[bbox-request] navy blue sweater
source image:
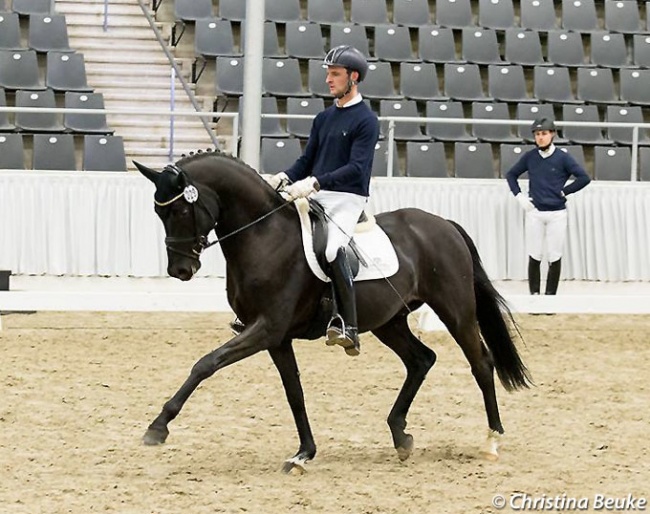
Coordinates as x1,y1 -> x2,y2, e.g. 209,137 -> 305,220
285,101 -> 379,197
506,148 -> 591,211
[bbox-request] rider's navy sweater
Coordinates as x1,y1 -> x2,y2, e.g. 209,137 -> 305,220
285,101 -> 379,197
506,148 -> 591,211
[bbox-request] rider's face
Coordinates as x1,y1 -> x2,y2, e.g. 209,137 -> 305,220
534,130 -> 554,148
326,65 -> 356,99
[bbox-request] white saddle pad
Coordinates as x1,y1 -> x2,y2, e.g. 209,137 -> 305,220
294,198 -> 399,283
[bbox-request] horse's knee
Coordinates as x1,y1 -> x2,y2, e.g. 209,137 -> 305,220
190,354 -> 217,381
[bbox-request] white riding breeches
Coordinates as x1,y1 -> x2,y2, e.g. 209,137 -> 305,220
525,209 -> 568,262
312,190 -> 367,262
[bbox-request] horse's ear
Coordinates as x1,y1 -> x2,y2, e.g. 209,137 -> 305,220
133,161 -> 160,184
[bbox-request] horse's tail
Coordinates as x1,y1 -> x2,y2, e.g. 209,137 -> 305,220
448,220 -> 533,391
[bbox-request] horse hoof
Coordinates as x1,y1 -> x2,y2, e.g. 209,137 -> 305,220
396,434 -> 414,461
480,429 -> 501,461
281,456 -> 308,474
480,450 -> 499,462
143,426 -> 169,446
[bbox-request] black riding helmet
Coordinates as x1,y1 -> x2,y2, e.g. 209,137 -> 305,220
324,45 -> 369,83
531,117 -> 556,133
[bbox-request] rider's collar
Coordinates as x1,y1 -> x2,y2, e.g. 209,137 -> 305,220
335,93 -> 363,108
537,143 -> 556,159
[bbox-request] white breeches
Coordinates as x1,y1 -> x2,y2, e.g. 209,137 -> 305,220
525,209 -> 568,262
312,190 -> 367,262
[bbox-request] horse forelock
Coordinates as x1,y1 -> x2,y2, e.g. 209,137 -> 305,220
153,165 -> 186,204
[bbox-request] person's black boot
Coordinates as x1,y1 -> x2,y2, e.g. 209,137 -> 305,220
545,259 -> 562,295
326,247 -> 360,356
528,257 -> 541,295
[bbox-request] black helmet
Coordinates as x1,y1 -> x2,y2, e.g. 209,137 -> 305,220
531,117 -> 556,133
324,45 -> 369,82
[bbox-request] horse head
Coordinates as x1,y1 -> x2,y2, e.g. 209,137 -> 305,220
135,160 -> 220,281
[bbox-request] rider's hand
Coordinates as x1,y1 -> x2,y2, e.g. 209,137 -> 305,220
515,193 -> 535,213
262,172 -> 289,191
284,177 -> 319,200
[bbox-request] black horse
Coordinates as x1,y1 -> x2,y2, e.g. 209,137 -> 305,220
134,150 -> 531,472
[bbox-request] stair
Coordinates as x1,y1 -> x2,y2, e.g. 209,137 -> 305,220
56,0 -> 227,171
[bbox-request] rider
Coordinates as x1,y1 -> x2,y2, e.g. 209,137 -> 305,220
264,45 -> 380,356
506,118 -> 591,296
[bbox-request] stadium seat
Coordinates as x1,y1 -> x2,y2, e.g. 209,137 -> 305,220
620,68 -> 650,106
307,0 -> 345,24
576,67 -> 621,104
604,0 -> 644,34
461,27 -> 503,65
561,104 -> 610,145
15,89 -> 65,132
399,62 -> 446,102
361,61 -> 401,100
350,0 -> 389,26
371,140 -> 400,177
471,102 -> 519,143
260,138 -> 302,174
286,97 -> 324,138
444,63 -> 489,102
379,100 -> 429,141
0,49 -> 44,90
418,26 -> 460,63
405,141 -> 448,178
32,134 -> 76,170
194,19 -> 239,59
0,88 -> 14,131
0,11 -> 21,50
504,28 -> 545,66
374,24 -> 414,62
632,35 -> 650,67
488,64 -> 532,103
590,32 -> 628,68
478,0 -> 515,30
12,0 -> 52,16
45,51 -> 93,92
605,105 -> 650,145
307,58 -> 329,97
241,21 -> 284,58
82,135 -> 127,172
546,30 -> 587,67
557,145 -> 587,170
64,92 -> 113,134
215,57 -> 247,97
174,0 -> 212,22
239,96 -> 288,138
639,147 -> 650,181
265,0 -> 301,23
499,143 -> 534,177
454,143 -> 496,178
263,58 -> 308,97
561,0 -> 599,32
285,21 -> 325,60
218,0 -> 246,22
329,23 -> 370,58
425,101 -> 475,142
593,146 -> 632,180
533,66 -> 579,104
392,0 -> 431,27
0,134 -> 24,169
515,103 -> 557,142
436,0 -> 473,29
520,0 -> 558,31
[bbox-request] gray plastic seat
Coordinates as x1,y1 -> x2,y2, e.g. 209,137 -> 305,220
64,92 -> 113,134
520,0 -> 558,31
462,27 -> 502,65
561,104 -> 610,145
488,64 -> 532,103
533,66 -> 578,104
15,88 -> 65,132
515,103 -> 557,142
399,62 -> 446,101
0,49 -> 44,90
285,21 -> 325,60
12,0 -> 52,16
371,140 -> 400,177
265,0 -> 301,23
350,0 -> 389,26
392,0 -> 431,27
561,0 -> 598,32
260,138 -> 302,174
194,18 -> 239,58
218,0 -> 246,22
307,0 -> 345,24
436,0 -> 473,28
639,147 -> 650,181
605,0 -> 643,34
504,28 -> 545,66
576,67 -> 621,104
46,51 -> 93,92
620,68 -> 650,106
478,0 -> 515,30
215,57 -> 247,97
499,143 -> 534,177
379,99 -> 428,141
0,87 -> 14,131
307,59 -> 329,97
454,143 -> 496,178
362,61 -> 401,100
557,145 -> 586,169
594,146 -> 631,181
0,11 -> 21,50
241,21 -> 284,57
239,96 -> 288,138
374,24 -> 415,62
329,23 -> 370,58
0,134 -> 24,168
471,102 -> 519,143
444,63 -> 489,102
418,25 -> 460,63
632,34 -> 650,67
425,101 -> 475,142
287,97 -> 324,138
262,58 -> 308,97
605,105 -> 650,145
174,0 -> 212,21
406,141 -> 447,178
33,134 -> 76,170
590,32 -> 628,68
546,30 -> 587,67
83,135 -> 127,172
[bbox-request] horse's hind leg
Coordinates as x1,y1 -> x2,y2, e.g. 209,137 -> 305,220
371,315 -> 436,462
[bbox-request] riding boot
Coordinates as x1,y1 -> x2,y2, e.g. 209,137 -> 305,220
545,259 -> 562,295
326,247 -> 360,357
528,257 -> 541,295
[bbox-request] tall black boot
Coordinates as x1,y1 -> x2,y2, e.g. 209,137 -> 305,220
545,259 -> 562,295
528,257 -> 541,295
326,247 -> 360,357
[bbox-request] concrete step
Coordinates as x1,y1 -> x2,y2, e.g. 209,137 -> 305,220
88,76 -> 194,89
67,39 -> 163,52
108,116 -> 207,128
79,50 -> 171,65
56,2 -> 145,16
67,23 -> 168,40
63,13 -> 156,28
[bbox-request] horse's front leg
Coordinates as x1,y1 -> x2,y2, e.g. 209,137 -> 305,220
267,341 -> 317,474
143,321 -> 276,446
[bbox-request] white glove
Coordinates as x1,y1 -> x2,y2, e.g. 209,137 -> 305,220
284,177 -> 319,200
262,172 -> 289,190
515,193 -> 535,213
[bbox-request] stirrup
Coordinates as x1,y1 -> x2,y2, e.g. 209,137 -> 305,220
326,315 -> 360,356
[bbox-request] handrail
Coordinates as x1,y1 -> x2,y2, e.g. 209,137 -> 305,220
136,0 -> 220,149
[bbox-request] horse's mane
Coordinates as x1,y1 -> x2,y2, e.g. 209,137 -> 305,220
176,148 -> 259,176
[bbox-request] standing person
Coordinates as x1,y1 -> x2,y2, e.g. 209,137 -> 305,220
263,45 -> 380,356
506,118 -> 591,296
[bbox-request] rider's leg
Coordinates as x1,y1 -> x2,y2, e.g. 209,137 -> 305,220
326,247 -> 360,356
